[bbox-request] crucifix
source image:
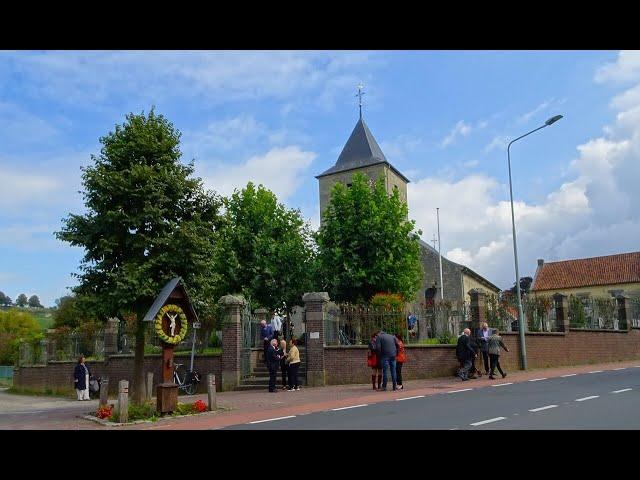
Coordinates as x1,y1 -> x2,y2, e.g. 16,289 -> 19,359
356,83 -> 365,119
431,234 -> 438,250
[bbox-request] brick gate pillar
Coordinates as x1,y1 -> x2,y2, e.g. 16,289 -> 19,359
468,288 -> 487,332
553,293 -> 570,332
302,292 -> 329,387
104,317 -> 120,355
616,295 -> 632,330
219,294 -> 246,391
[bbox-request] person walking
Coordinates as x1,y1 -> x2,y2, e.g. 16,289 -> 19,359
278,339 -> 288,390
395,333 -> 406,390
286,338 -> 301,390
266,338 -> 281,392
375,330 -> 399,391
455,328 -> 477,381
73,355 -> 91,401
368,332 -> 381,390
476,322 -> 491,375
260,320 -> 274,364
468,334 -> 481,379
488,329 -> 509,379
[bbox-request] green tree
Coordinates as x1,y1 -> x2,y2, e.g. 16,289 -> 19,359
56,109 -> 223,404
53,295 -> 96,329
0,309 -> 42,364
15,294 -> 28,307
27,295 -> 43,308
316,173 -> 423,303
0,291 -> 8,306
216,182 -> 316,311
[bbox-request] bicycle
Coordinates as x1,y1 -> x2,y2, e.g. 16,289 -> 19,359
172,363 -> 201,395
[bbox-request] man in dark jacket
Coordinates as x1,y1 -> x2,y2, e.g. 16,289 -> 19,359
475,322 -> 491,375
375,330 -> 399,391
266,338 -> 281,392
455,328 -> 477,381
260,320 -> 274,364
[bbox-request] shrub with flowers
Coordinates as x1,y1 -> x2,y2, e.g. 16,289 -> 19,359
370,292 -> 404,310
96,404 -> 114,419
192,400 -> 207,413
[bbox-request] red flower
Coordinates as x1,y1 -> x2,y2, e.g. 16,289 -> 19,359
96,405 -> 113,419
192,400 -> 207,413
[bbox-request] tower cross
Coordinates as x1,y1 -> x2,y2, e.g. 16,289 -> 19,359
431,234 -> 438,249
356,83 -> 365,119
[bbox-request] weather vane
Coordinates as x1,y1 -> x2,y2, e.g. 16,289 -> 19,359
356,83 -> 365,119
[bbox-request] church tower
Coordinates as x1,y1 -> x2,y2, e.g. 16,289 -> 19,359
316,117 -> 409,225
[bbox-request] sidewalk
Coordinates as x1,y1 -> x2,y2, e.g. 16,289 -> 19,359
124,358 -> 640,430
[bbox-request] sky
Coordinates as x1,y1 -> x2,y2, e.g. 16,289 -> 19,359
1,50 -> 640,307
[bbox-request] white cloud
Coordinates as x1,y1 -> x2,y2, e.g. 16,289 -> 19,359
201,146 -> 316,202
0,224 -> 63,251
441,120 -> 472,148
595,50 -> 640,84
518,99 -> 552,124
484,135 -> 509,153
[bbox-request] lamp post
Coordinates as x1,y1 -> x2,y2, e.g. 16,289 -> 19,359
507,114 -> 563,370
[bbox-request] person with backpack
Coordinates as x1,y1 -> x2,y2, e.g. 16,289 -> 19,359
395,333 -> 406,390
368,332 -> 381,390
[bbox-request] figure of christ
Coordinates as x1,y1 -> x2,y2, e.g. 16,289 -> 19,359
167,313 -> 177,336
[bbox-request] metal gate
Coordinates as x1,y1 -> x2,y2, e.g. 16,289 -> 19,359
240,302 -> 255,378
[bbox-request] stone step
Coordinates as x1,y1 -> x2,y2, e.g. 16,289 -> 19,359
235,384 -> 308,391
241,375 -> 307,385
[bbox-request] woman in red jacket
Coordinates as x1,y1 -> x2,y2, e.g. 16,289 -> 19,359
368,332 -> 381,390
395,333 -> 406,390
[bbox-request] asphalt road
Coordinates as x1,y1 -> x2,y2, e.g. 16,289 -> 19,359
226,366 -> 640,429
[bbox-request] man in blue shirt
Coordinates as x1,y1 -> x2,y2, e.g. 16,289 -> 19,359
260,320 -> 274,364
407,313 -> 417,339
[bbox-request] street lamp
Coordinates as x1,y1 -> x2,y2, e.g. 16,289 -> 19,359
507,114 -> 563,370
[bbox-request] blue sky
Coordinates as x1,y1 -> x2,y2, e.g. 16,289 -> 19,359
2,50 -> 640,306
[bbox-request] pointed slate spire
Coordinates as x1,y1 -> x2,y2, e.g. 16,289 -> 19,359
317,118 -> 408,182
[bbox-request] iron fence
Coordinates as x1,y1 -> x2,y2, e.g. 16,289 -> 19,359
631,297 -> 640,328
324,301 -> 470,346
568,296 -> 620,330
484,295 -> 562,333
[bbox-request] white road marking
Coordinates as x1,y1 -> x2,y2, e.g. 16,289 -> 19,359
588,370 -> 603,374
448,388 -> 473,393
249,415 -> 296,424
561,373 -> 577,377
575,395 -> 599,402
528,378 -> 547,382
613,367 -> 626,371
470,417 -> 506,426
612,388 -> 632,394
396,395 -> 425,401
331,404 -> 368,411
529,404 -> 558,412
491,382 -> 513,387
634,365 -> 640,368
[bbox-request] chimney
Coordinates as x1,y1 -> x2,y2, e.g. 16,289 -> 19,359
537,259 -> 544,267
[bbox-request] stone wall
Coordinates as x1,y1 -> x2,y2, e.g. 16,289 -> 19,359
13,353 -> 221,396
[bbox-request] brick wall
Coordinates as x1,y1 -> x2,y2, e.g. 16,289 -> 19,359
324,328 -> 640,385
13,353 -> 221,396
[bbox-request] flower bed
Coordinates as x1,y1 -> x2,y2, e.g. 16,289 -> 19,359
89,399 -> 216,425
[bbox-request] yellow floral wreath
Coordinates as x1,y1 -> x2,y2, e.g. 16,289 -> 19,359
154,304 -> 188,345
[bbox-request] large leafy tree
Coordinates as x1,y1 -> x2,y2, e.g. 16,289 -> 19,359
0,309 -> 42,364
15,294 -> 28,307
316,173 -> 423,303
0,291 -> 10,306
216,182 -> 316,311
56,109 -> 223,403
27,295 -> 43,308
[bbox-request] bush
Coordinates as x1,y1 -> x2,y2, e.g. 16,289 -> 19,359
96,404 -> 113,419
0,309 -> 43,364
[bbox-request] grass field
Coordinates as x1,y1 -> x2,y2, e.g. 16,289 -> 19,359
0,306 -> 55,330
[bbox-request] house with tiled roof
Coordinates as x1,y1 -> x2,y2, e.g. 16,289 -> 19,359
531,251 -> 640,298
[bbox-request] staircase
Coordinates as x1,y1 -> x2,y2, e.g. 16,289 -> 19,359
237,346 -> 307,391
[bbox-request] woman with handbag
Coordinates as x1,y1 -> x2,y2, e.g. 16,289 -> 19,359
73,355 -> 91,401
395,333 -> 406,390
368,332 -> 381,390
286,339 -> 301,390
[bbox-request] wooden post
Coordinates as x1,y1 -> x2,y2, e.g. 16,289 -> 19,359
99,376 -> 109,407
118,380 -> 129,423
162,344 -> 174,382
207,374 -> 217,411
145,372 -> 154,401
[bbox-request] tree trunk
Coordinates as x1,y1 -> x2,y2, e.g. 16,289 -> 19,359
132,305 -> 147,405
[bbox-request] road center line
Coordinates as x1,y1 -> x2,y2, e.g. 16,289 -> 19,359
588,370 -> 603,374
561,373 -> 577,377
529,404 -> 558,412
331,404 -> 368,411
396,395 -> 425,401
575,395 -> 599,402
249,415 -> 296,424
470,417 -> 506,426
613,367 -> 626,371
491,382 -> 513,387
612,388 -> 632,394
528,378 -> 547,382
448,388 -> 473,393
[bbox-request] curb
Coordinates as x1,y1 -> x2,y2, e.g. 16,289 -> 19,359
79,407 -> 231,427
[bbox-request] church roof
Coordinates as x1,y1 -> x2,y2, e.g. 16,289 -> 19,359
316,118 -> 410,182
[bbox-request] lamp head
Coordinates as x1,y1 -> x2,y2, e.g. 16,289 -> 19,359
545,114 -> 563,126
